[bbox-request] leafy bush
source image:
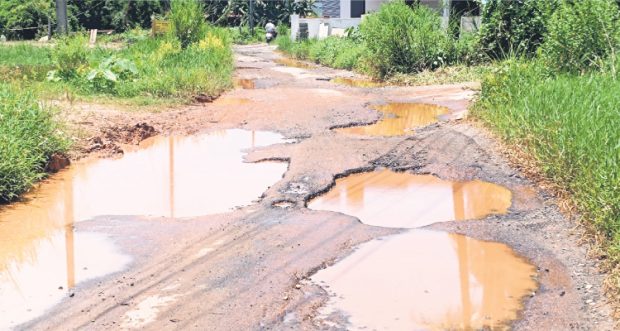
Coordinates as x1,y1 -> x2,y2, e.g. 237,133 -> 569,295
169,0 -> 209,48
358,1 -> 462,78
86,56 -> 138,91
50,34 -> 89,78
475,59 -> 620,271
540,0 -> 620,73
0,84 -> 69,202
479,0 -> 556,58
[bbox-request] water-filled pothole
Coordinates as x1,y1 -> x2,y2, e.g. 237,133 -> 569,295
337,103 -> 450,136
331,77 -> 384,88
308,169 -> 512,228
234,78 -> 255,89
0,129 -> 287,327
275,58 -> 314,69
312,229 -> 537,330
213,97 -> 252,106
0,230 -> 130,329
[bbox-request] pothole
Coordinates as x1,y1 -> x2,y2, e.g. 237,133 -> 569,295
331,77 -> 385,88
0,129 -> 288,327
213,97 -> 252,106
273,200 -> 296,209
275,58 -> 314,69
337,103 -> 450,136
234,78 -> 255,89
0,231 -> 131,330
312,229 -> 537,330
308,169 -> 511,228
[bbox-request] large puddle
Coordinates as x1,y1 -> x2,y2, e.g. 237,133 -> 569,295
0,129 -> 287,329
337,103 -> 450,136
312,230 -> 537,330
308,169 -> 512,228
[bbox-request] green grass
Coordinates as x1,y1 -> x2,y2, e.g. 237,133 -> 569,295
474,59 -> 620,286
0,29 -> 234,104
0,83 -> 69,202
276,36 -> 365,71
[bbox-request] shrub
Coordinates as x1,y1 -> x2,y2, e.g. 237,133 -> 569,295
0,84 -> 69,202
479,0 -> 557,58
358,1 -> 455,78
540,0 -> 620,73
50,34 -> 89,78
169,0 -> 208,48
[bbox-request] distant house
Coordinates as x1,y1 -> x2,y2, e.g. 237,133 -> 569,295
290,0 -> 480,40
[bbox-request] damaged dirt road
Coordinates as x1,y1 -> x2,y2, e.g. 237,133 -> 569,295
1,44 -> 615,330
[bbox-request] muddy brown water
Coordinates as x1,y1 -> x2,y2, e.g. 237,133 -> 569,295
308,169 -> 535,329
274,58 -> 314,69
308,169 -> 512,228
312,229 -> 537,330
234,78 -> 255,89
331,77 -> 385,88
337,103 -> 450,136
0,129 -> 287,330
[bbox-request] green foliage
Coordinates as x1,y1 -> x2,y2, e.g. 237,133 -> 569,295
170,0 -> 209,48
540,0 -> 620,73
208,0 -> 315,27
86,56 -> 138,91
479,0 -> 556,58
0,0 -> 54,39
475,59 -> 620,265
50,34 -> 89,78
70,0 -> 168,31
359,1 -> 471,78
0,83 -> 69,202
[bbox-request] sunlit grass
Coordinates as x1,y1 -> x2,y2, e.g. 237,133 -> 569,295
474,59 -> 620,279
0,84 -> 69,202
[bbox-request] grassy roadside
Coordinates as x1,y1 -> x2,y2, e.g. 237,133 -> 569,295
0,84 -> 70,202
473,60 -> 620,304
0,29 -> 233,106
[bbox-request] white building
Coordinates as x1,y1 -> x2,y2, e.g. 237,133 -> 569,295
290,0 -> 480,40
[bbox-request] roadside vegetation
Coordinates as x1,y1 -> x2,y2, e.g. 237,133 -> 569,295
0,84 -> 69,202
279,0 -> 620,306
474,0 -> 620,299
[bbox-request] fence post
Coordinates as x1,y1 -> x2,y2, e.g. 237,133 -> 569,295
55,0 -> 68,34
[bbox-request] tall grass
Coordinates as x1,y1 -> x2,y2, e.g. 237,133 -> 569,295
0,84 -> 69,202
474,60 -> 620,268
